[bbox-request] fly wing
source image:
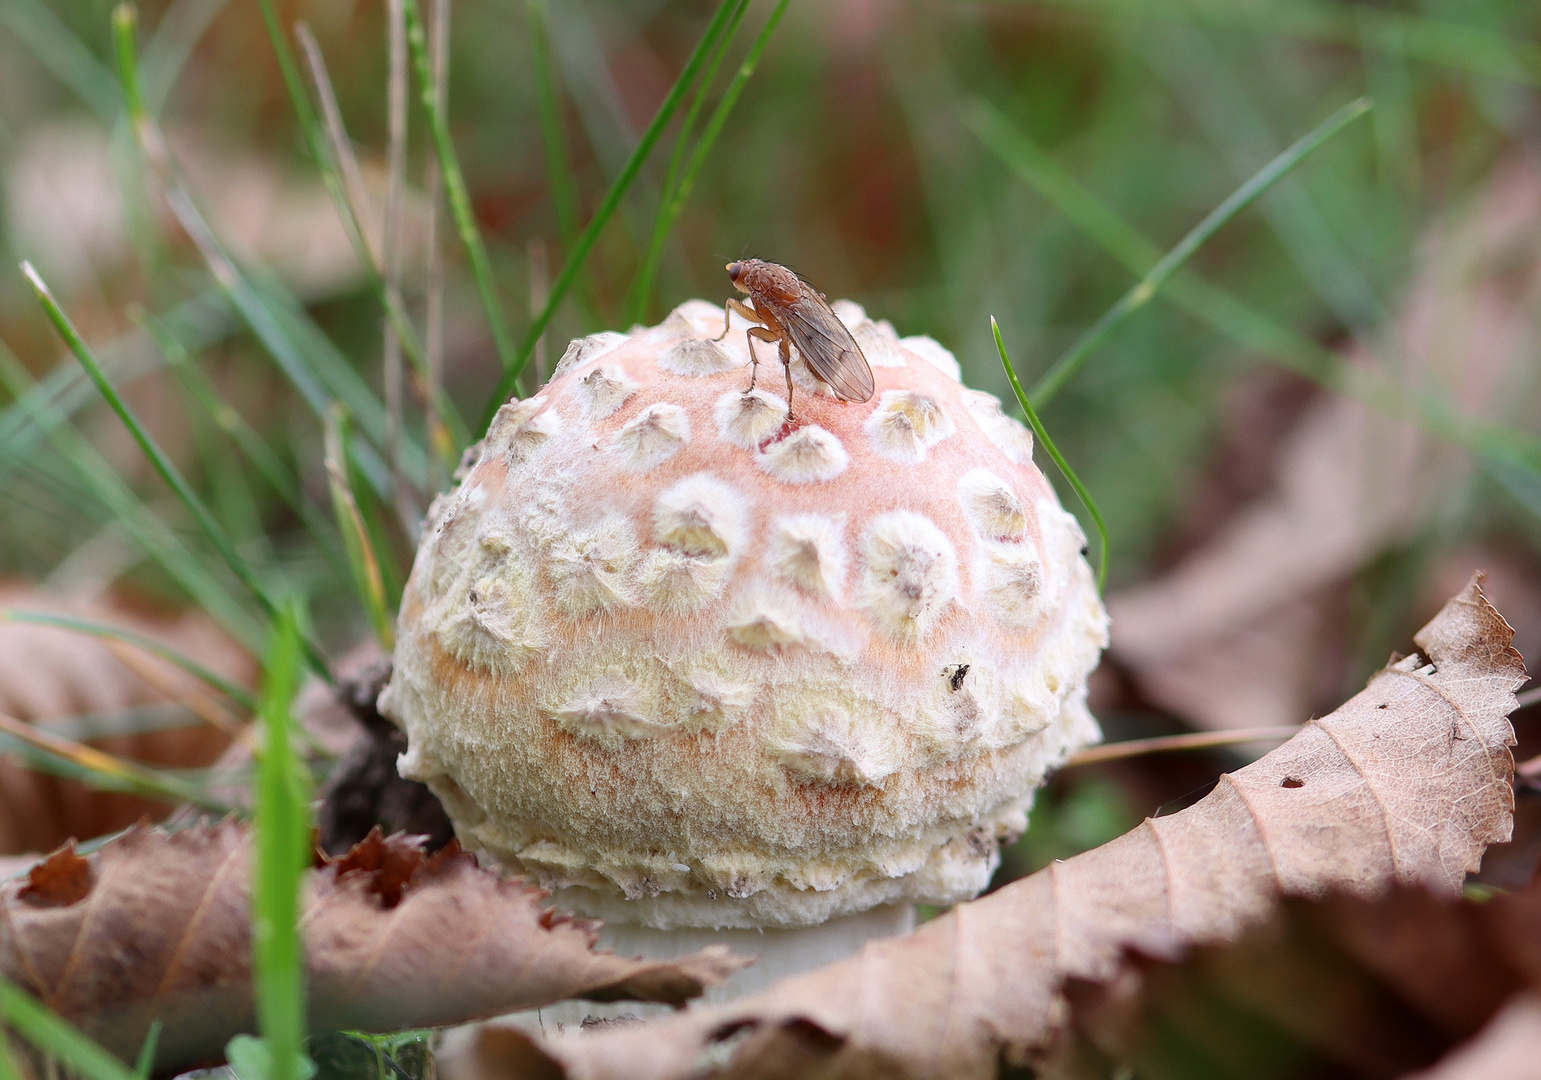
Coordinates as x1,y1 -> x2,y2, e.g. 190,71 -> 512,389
777,292 -> 876,403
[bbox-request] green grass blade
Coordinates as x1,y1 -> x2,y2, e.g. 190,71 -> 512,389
966,98 -> 1155,271
966,97 -> 1541,491
140,0 -> 229,113
293,21 -> 471,452
325,407 -> 396,652
0,289 -> 237,492
254,606 -> 313,1080
244,271 -> 411,493
1025,97 -> 1372,407
133,1020 -> 162,1080
0,346 -> 266,652
118,4 -> 451,474
23,263 -> 332,682
125,7 -> 426,493
114,5 -> 147,119
0,1024 -> 21,1080
135,308 -> 347,572
527,0 -> 582,265
646,0 -> 793,307
0,709 -> 233,813
479,0 -> 751,430
991,318 -> 1108,590
0,609 -> 256,710
521,0 -> 601,334
402,0 -> 519,381
0,975 -> 138,1080
0,0 -> 119,119
624,0 -> 752,325
1021,0 -> 1541,88
37,703 -> 210,742
1151,30 -> 1384,334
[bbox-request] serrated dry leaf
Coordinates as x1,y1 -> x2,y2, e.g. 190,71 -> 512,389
0,823 -> 746,1072
0,583 -> 255,853
1053,858 -> 1541,1078
440,575 -> 1524,1080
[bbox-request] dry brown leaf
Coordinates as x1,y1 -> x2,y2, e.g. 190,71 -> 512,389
0,583 -> 255,853
1108,158 -> 1541,732
0,823 -> 746,1072
440,575 -> 1524,1080
1052,855 -> 1541,1078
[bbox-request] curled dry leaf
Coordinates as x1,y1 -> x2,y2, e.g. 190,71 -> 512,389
440,575 -> 1524,1080
1054,868 -> 1541,1078
0,824 -> 746,1072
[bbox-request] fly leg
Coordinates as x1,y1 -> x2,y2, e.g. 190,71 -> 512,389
746,326 -> 780,394
714,297 -> 761,342
780,334 -> 795,419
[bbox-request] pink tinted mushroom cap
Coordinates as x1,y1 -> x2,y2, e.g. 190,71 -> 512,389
380,299 -> 1109,930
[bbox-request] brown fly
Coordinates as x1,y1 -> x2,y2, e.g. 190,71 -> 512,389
714,258 -> 875,415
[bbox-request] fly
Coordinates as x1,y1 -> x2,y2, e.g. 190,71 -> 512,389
714,259 -> 875,416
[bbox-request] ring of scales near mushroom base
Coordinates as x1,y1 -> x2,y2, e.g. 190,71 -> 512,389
380,299 -> 1109,934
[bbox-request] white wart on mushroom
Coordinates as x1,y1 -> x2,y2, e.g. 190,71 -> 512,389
381,299 -> 1108,931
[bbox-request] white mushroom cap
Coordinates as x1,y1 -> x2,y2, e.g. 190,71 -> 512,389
380,300 -> 1108,930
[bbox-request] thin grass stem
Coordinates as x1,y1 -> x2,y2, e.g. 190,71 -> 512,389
293,20 -> 470,452
1065,726 -> 1300,767
422,0 -> 453,488
384,0 -> 417,535
402,0 -> 519,382
992,317 -> 1109,590
480,0 -> 749,430
295,22 -> 382,266
1027,97 -> 1372,407
325,406 -> 396,652
101,639 -> 247,737
529,238 -> 549,386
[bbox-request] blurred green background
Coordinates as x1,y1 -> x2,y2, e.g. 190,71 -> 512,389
2,0 -> 1540,876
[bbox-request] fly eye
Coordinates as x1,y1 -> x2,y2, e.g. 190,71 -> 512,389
726,261 -> 742,280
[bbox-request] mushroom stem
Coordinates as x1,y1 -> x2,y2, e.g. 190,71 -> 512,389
523,903 -> 916,1030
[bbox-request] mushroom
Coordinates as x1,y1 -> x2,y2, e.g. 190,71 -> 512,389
379,299 -> 1109,1002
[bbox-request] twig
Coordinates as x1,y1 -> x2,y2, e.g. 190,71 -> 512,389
1065,726 -> 1301,767
422,0 -> 451,491
295,22 -> 381,266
